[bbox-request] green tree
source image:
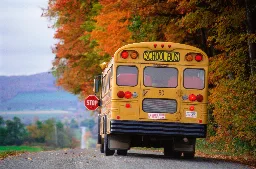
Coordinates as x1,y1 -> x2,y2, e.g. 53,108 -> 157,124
70,119 -> 79,128
5,117 -> 27,145
0,116 -> 7,145
80,119 -> 95,130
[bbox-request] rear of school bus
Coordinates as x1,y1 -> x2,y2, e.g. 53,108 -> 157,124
100,42 -> 208,158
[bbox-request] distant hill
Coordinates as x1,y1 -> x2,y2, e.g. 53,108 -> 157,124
0,72 -> 58,102
0,72 -> 82,112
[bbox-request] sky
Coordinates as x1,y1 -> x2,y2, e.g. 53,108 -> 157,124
0,0 -> 56,76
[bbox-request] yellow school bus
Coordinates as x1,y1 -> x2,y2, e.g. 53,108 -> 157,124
94,42 -> 208,158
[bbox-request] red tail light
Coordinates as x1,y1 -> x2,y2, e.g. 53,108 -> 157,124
117,91 -> 125,98
189,94 -> 196,101
195,54 -> 203,62
124,91 -> 132,99
121,51 -> 129,59
196,94 -> 203,102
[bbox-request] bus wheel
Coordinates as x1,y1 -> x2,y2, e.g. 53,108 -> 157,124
163,147 -> 172,157
164,146 -> 181,158
172,151 -> 182,158
100,138 -> 104,153
117,150 -> 127,156
183,152 -> 195,159
104,134 -> 115,156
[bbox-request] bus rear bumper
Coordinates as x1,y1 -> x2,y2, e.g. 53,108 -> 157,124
110,120 -> 207,138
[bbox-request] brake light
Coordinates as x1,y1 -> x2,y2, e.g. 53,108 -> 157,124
117,91 -> 125,98
195,54 -> 203,62
196,94 -> 203,102
131,51 -> 138,59
121,51 -> 129,59
124,91 -> 132,99
189,94 -> 196,101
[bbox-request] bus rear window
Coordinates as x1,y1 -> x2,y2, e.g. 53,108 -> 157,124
144,67 -> 178,88
184,69 -> 205,89
117,66 -> 138,86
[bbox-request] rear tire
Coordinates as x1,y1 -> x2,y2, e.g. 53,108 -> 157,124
164,145 -> 181,158
183,152 -> 195,159
172,151 -> 182,158
104,134 -> 115,156
117,150 -> 127,156
100,138 -> 104,153
163,146 -> 172,157
97,115 -> 101,144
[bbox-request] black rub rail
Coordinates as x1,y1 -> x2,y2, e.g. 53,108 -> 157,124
110,120 -> 207,138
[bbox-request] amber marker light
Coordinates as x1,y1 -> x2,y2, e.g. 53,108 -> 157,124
185,54 -> 193,61
131,51 -> 138,59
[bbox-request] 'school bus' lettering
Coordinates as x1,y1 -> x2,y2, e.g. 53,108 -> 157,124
95,42 -> 209,158
143,51 -> 180,62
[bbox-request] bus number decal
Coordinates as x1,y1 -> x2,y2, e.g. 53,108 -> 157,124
143,51 -> 180,62
143,89 -> 149,96
159,90 -> 164,96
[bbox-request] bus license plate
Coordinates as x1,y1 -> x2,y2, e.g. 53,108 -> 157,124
148,113 -> 166,119
186,111 -> 197,118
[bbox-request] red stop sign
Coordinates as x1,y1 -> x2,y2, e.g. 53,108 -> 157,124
84,95 -> 99,111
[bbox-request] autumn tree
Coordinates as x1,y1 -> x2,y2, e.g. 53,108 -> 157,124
45,0 -> 256,154
91,0 -> 133,56
44,0 -> 107,98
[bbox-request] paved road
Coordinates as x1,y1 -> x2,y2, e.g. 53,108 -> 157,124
0,148 -> 252,169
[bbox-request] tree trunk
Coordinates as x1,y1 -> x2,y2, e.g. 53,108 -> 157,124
245,0 -> 256,75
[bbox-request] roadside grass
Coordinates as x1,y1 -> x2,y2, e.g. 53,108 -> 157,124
196,139 -> 256,168
0,146 -> 43,159
133,139 -> 255,167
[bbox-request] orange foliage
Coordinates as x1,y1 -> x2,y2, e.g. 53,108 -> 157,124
91,0 -> 132,56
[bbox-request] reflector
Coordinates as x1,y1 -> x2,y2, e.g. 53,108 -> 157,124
125,103 -> 131,108
189,106 -> 195,111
